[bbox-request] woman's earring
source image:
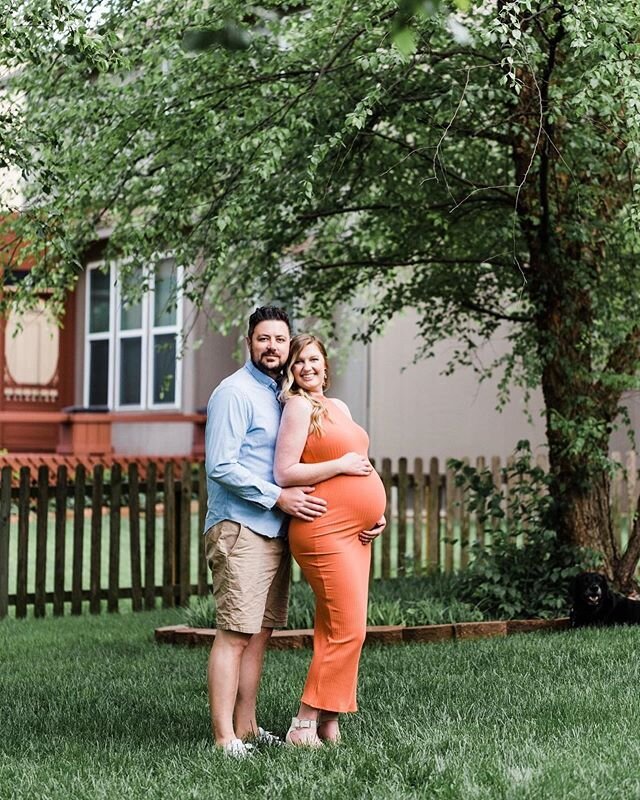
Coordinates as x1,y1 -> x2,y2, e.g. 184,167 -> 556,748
323,370 -> 328,388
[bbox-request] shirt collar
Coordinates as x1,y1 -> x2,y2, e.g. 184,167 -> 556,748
244,360 -> 279,392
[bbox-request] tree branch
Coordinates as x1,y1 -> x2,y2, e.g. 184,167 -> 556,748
306,254 -> 514,270
459,298 -> 534,324
297,204 -> 397,220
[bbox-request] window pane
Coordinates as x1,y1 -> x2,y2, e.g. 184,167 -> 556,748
154,259 -> 177,327
120,267 -> 143,330
89,340 -> 109,406
119,338 -> 142,405
153,333 -> 176,404
121,301 -> 142,331
89,270 -> 111,333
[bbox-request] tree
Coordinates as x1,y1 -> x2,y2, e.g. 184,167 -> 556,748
0,0 -> 119,291
4,0 -> 640,586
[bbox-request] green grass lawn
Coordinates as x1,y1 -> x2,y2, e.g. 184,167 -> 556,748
3,610 -> 640,799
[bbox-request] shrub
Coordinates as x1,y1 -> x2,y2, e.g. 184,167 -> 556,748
450,441 -> 600,619
183,572 -> 483,629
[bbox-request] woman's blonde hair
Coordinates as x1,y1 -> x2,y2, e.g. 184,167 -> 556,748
280,333 -> 331,436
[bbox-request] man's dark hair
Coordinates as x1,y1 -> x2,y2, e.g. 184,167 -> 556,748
247,306 -> 291,338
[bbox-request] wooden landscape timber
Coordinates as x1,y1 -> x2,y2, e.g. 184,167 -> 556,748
154,618 -> 571,650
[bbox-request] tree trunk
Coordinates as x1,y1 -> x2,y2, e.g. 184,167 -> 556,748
546,451 -> 618,579
534,256 -> 622,583
535,268 -> 640,589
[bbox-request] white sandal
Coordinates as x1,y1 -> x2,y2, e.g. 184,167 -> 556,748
285,717 -> 322,747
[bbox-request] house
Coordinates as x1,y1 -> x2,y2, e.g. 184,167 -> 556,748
0,238 -> 241,457
0,236 -> 550,461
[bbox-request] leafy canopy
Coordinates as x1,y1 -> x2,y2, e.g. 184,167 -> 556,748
3,1 -> 640,401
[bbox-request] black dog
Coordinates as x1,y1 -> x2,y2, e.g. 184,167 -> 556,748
570,571 -> 640,628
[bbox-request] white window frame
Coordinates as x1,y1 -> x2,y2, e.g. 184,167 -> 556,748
148,258 -> 183,410
84,262 -> 116,409
114,264 -> 148,411
84,259 -> 183,411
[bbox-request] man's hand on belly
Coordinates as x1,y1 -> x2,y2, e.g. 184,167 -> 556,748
276,486 -> 328,521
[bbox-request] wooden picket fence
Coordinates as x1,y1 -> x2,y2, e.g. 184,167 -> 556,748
0,453 -> 638,619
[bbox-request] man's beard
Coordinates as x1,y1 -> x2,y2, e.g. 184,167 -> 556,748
250,349 -> 285,379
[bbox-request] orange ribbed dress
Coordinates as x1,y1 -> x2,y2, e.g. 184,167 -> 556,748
288,399 -> 386,713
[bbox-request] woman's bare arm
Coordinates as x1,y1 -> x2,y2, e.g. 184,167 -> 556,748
274,396 -> 371,486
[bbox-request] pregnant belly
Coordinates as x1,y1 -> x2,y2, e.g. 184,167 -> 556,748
311,471 -> 387,532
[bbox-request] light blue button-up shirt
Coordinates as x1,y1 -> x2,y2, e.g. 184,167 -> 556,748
204,360 -> 287,538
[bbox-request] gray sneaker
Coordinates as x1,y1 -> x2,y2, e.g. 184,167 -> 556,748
253,727 -> 284,746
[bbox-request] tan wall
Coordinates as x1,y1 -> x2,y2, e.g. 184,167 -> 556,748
111,422 -> 193,456
610,392 -> 640,454
192,311 -> 242,410
333,312 -> 548,463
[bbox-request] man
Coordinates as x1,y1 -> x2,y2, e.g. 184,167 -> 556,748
204,306 -> 327,757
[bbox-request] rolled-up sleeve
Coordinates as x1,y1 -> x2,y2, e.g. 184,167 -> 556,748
205,387 -> 281,509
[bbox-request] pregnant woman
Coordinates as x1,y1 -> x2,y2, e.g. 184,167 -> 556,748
274,333 -> 386,746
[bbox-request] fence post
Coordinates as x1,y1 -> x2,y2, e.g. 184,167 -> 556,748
427,457 -> 440,569
0,466 -> 11,620
16,467 -> 30,618
34,465 -> 49,618
475,456 -> 486,548
490,455 -> 502,541
445,464 -> 455,573
505,455 -> 516,533
198,462 -> 208,595
179,460 -> 191,607
145,462 -> 157,610
381,458 -> 392,579
368,458 -> 377,585
128,463 -> 143,612
108,463 -> 122,613
459,457 -> 470,570
71,464 -> 85,615
397,458 -> 408,576
53,465 -> 68,616
413,458 -> 424,576
163,462 -> 176,608
90,464 -> 104,615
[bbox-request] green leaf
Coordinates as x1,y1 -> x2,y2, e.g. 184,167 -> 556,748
392,26 -> 417,56
181,23 -> 251,53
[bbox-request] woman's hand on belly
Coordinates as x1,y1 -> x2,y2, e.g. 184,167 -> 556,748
358,515 -> 386,545
338,452 -> 374,476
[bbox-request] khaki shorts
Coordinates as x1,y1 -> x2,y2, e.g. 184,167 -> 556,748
204,520 -> 290,634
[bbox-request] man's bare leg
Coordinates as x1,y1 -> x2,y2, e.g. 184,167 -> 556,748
208,629 -> 250,745
234,627 -> 273,738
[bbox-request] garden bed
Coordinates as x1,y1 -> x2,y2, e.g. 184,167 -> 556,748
155,617 -> 570,649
